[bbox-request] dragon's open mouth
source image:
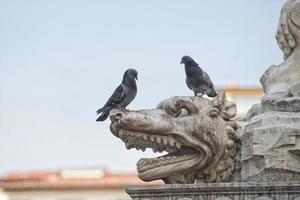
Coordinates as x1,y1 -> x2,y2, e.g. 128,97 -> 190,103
137,148 -> 198,174
116,127 -> 200,181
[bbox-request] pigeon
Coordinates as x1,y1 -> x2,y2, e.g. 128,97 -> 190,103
96,68 -> 138,122
180,55 -> 217,97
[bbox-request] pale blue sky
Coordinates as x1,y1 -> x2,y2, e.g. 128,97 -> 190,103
0,0 -> 285,175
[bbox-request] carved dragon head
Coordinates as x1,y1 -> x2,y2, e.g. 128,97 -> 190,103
109,91 -> 239,184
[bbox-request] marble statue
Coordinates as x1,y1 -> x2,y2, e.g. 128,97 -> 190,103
241,0 -> 300,181
259,0 -> 300,110
109,91 -> 240,184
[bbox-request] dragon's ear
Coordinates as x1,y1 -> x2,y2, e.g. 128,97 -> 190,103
211,91 -> 237,120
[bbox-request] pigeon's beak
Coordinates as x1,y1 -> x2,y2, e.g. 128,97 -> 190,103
135,76 -> 138,80
180,60 -> 184,64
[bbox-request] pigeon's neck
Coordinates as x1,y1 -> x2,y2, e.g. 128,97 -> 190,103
122,76 -> 137,89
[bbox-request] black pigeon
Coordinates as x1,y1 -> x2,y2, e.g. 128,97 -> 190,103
180,55 -> 217,97
96,69 -> 138,122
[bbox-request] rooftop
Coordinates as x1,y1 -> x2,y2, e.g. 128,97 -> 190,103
0,169 -> 162,191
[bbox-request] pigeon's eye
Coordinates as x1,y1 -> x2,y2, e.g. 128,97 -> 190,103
174,107 -> 190,117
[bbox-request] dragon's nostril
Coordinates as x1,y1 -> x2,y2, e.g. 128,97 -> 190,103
115,112 -> 123,119
110,110 -> 124,121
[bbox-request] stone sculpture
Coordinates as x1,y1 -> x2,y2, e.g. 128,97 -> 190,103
241,0 -> 300,181
109,91 -> 240,184
106,0 -> 300,188
260,0 -> 300,108
116,0 -> 300,199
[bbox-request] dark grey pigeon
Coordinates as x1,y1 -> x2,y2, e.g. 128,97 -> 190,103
180,55 -> 217,97
96,68 -> 138,122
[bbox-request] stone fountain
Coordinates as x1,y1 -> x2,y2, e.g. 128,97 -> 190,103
108,0 -> 300,199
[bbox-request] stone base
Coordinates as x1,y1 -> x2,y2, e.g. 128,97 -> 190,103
240,111 -> 300,181
126,182 -> 300,200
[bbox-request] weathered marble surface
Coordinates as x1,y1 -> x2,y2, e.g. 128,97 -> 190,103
241,112 -> 300,181
261,0 -> 300,96
109,91 -> 240,184
126,182 -> 300,200
240,0 -> 300,182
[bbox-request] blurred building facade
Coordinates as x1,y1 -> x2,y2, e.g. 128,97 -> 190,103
221,86 -> 263,118
0,168 -> 162,200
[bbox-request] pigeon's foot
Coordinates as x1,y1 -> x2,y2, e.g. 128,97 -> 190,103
195,93 -> 204,97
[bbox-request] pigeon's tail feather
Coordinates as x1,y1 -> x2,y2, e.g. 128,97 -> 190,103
96,106 -> 111,115
208,88 -> 217,97
96,110 -> 110,122
96,107 -> 104,115
96,106 -> 112,121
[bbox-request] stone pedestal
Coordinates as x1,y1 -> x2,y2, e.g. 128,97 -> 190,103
126,182 -> 300,200
241,112 -> 300,181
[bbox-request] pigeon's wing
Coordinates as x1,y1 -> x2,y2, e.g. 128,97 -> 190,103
202,71 -> 214,88
186,66 -> 203,87
195,66 -> 203,76
185,78 -> 192,90
106,84 -> 126,107
97,85 -> 126,114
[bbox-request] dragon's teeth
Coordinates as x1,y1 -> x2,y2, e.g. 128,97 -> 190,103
143,135 -> 148,140
163,138 -> 168,145
141,147 -> 146,152
169,138 -> 175,147
150,135 -> 155,142
152,148 -> 157,153
175,143 -> 182,149
125,143 -> 131,150
156,137 -> 162,144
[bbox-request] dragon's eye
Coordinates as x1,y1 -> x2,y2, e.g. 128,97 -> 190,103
174,107 -> 190,117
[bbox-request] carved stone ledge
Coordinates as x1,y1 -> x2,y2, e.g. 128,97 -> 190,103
126,182 -> 300,200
